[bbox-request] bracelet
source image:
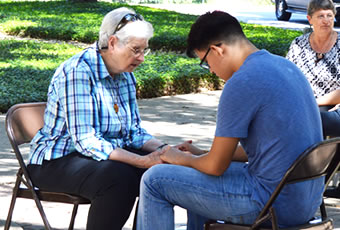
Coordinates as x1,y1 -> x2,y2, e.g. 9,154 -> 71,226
156,143 -> 168,150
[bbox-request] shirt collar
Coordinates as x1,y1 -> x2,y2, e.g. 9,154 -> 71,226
94,42 -> 128,81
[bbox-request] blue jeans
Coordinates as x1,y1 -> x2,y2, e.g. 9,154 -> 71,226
320,108 -> 340,137
137,162 -> 262,230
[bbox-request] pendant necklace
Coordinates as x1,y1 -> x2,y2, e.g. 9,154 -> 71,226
114,82 -> 119,113
114,103 -> 119,113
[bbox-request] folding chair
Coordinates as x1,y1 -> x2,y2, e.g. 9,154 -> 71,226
205,137 -> 340,230
5,102 -> 91,230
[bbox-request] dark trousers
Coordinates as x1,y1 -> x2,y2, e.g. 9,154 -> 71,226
320,106 -> 340,137
27,148 -> 149,230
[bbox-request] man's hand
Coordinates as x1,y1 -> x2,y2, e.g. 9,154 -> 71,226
160,146 -> 193,165
174,140 -> 207,155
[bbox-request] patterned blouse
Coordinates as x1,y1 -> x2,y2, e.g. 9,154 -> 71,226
286,32 -> 340,98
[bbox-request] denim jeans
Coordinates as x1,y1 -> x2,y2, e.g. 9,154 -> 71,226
137,162 -> 262,230
320,108 -> 340,137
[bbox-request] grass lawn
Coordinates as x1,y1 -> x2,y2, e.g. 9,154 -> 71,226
0,0 -> 303,112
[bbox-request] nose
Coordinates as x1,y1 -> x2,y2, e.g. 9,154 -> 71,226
136,53 -> 145,62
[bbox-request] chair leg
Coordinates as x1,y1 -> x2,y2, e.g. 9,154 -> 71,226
132,199 -> 139,230
270,207 -> 279,230
4,190 -> 18,230
31,192 -> 53,230
320,200 -> 328,220
5,173 -> 23,230
68,203 -> 79,230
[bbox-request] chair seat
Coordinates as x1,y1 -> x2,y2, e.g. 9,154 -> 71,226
17,187 -> 90,204
205,218 -> 333,230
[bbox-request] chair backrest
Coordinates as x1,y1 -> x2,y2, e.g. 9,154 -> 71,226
6,102 -> 46,146
6,102 -> 47,171
286,137 -> 340,184
255,137 -> 340,227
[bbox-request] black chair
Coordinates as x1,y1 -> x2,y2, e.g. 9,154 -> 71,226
205,137 -> 340,230
4,102 -> 91,230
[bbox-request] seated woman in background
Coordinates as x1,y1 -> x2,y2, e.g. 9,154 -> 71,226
286,0 -> 340,137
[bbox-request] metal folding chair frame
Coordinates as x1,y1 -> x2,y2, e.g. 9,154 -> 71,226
205,137 -> 340,230
4,102 -> 90,230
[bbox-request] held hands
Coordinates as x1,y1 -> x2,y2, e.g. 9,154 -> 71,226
142,150 -> 164,168
142,140 -> 205,167
159,145 -> 191,165
158,140 -> 205,165
175,140 -> 207,155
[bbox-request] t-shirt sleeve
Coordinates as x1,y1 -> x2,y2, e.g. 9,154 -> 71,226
215,72 -> 263,138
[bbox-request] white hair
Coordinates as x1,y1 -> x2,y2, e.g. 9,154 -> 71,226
98,7 -> 154,49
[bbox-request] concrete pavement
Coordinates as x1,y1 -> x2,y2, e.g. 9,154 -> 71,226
1,90 -> 340,229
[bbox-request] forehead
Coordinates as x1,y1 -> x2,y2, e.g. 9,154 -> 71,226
126,37 -> 148,47
312,9 -> 334,16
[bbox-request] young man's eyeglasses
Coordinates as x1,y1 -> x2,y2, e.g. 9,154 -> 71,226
113,13 -> 143,34
199,43 -> 222,70
199,47 -> 211,70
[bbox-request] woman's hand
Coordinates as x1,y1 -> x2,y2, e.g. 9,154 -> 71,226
140,150 -> 164,168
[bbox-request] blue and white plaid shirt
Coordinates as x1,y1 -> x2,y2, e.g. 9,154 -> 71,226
29,43 -> 153,165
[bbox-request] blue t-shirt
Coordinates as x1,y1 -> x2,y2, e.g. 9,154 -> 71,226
216,50 -> 323,227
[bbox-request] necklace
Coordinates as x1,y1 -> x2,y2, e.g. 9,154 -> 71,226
310,31 -> 337,54
113,81 -> 119,113
310,31 -> 337,65
114,103 -> 119,113
315,52 -> 324,65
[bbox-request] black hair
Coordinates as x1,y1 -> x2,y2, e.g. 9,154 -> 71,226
186,11 -> 246,58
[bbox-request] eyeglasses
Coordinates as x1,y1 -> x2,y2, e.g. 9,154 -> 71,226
113,13 -> 143,34
127,46 -> 151,57
199,47 -> 211,70
199,43 -> 222,70
100,13 -> 144,50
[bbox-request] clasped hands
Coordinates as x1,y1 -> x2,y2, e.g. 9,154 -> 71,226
152,140 -> 207,166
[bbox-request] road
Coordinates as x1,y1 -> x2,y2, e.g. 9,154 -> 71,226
141,2 -> 340,32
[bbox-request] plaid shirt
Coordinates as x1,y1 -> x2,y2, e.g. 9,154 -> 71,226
29,43 -> 153,165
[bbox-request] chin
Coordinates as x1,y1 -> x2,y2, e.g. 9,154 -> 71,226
127,65 -> 139,72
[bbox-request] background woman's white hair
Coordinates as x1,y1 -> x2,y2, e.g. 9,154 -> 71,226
98,7 -> 154,49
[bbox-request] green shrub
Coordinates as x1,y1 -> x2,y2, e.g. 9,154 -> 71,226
0,39 -> 221,112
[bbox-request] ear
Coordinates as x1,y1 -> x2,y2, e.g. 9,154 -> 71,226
307,15 -> 312,25
210,44 -> 225,57
108,35 -> 118,50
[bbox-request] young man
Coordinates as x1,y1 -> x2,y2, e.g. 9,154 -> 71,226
137,11 -> 324,230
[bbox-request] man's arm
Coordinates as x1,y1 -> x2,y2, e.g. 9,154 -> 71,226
233,145 -> 248,162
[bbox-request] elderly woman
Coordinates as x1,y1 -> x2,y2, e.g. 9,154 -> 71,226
27,7 -> 166,230
286,0 -> 340,137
